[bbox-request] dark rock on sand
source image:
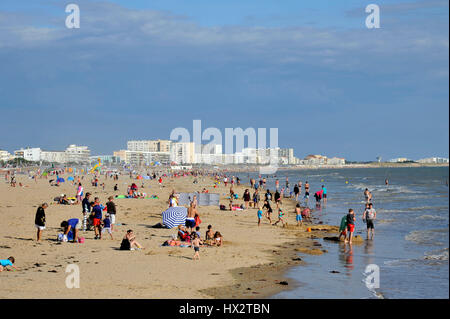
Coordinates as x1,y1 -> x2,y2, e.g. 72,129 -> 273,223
278,281 -> 289,285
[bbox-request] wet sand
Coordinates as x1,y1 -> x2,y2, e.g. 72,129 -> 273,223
0,172 -> 338,298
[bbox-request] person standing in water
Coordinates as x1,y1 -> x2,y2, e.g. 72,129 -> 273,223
362,203 -> 376,240
322,185 -> 327,204
304,181 -> 310,202
345,209 -> 356,244
364,188 -> 372,203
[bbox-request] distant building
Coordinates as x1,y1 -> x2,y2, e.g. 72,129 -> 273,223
124,151 -> 171,166
195,144 -> 223,164
65,145 -> 91,164
14,147 -> 41,162
89,155 -> 121,165
417,157 -> 449,164
40,151 -> 67,163
113,150 -> 127,162
171,142 -> 195,164
127,140 -> 172,153
0,150 -> 13,162
327,157 -> 346,165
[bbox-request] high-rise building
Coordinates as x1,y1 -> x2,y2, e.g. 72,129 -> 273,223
127,140 -> 172,152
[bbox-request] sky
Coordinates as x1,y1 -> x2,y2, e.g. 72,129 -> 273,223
0,0 -> 448,161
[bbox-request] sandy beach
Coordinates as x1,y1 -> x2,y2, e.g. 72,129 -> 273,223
0,172 -> 341,299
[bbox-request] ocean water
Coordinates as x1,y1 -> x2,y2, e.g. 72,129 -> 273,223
240,167 -> 449,299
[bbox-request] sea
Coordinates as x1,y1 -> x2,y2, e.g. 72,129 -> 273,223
240,167 -> 449,299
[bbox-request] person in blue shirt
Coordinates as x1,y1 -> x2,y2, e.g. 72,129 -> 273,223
101,214 -> 113,240
0,257 -> 18,272
322,185 -> 327,204
61,218 -> 80,242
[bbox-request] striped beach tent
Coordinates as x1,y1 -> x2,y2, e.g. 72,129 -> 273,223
161,206 -> 187,229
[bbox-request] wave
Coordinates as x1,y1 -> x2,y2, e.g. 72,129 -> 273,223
405,228 -> 449,246
424,248 -> 449,261
416,214 -> 447,221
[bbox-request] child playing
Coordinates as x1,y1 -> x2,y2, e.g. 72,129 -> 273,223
257,206 -> 263,227
295,203 -> 303,226
0,257 -> 19,272
273,208 -> 286,226
192,233 -> 201,260
102,213 -> 114,240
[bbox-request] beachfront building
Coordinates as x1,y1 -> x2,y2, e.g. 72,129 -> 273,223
113,150 -> 127,163
89,155 -> 121,165
123,151 -> 171,166
40,151 -> 67,164
327,157 -> 346,165
417,157 -> 449,164
65,145 -> 91,164
0,150 -> 13,162
170,142 -> 195,164
195,144 -> 223,164
127,139 -> 172,153
14,147 -> 41,162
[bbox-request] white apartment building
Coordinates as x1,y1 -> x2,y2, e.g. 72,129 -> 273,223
417,157 -> 449,164
0,150 -> 13,162
327,157 -> 346,165
124,151 -> 171,166
127,140 -> 171,153
14,147 -> 41,162
40,151 -> 67,163
195,144 -> 223,164
65,145 -> 91,164
171,142 -> 195,164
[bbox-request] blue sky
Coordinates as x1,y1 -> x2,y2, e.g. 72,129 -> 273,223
0,0 -> 448,161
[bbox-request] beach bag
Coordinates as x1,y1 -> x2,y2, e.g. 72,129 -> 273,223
220,204 -> 226,210
78,237 -> 85,243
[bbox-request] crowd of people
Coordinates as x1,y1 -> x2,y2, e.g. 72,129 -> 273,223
2,167 -> 383,272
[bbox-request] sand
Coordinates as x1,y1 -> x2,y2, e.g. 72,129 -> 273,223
0,172 -> 339,299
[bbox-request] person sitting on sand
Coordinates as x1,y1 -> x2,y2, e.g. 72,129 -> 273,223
301,207 -> 311,222
213,231 -> 223,247
120,230 -> 143,250
0,257 -> 19,272
59,194 -> 70,205
177,225 -> 190,242
205,225 -> 214,242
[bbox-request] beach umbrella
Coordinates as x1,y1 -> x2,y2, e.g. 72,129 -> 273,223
161,206 -> 187,229
67,176 -> 74,181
